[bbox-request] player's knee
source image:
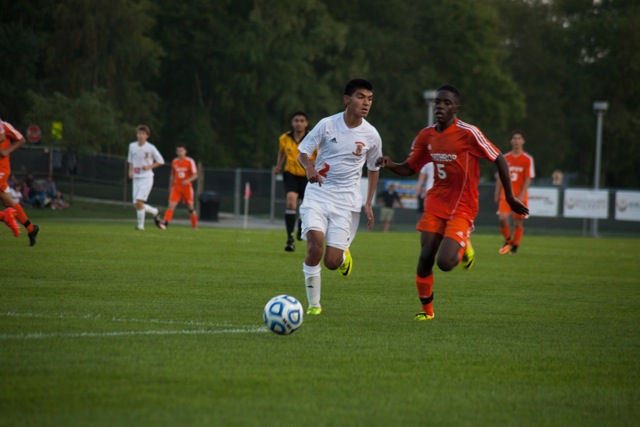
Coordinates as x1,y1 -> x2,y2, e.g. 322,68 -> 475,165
436,255 -> 457,272
323,256 -> 341,270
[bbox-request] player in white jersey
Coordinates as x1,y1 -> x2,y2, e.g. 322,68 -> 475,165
297,79 -> 382,315
127,124 -> 165,230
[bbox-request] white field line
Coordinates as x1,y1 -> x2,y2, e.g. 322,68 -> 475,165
0,311 -> 267,340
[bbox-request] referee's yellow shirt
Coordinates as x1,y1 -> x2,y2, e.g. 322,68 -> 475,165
279,131 -> 315,177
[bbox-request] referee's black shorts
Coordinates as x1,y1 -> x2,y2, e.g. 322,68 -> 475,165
283,171 -> 308,200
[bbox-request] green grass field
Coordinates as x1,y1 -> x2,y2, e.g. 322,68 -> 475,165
1,207 -> 638,426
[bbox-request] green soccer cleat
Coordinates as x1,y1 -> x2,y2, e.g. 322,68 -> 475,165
414,312 -> 434,321
339,249 -> 352,277
306,306 -> 323,315
462,240 -> 475,270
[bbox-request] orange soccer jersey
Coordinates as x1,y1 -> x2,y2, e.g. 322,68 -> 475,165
499,151 -> 535,203
169,157 -> 197,204
407,118 -> 501,221
0,122 -> 24,190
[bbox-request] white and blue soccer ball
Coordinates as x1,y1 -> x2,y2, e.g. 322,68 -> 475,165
263,295 -> 304,335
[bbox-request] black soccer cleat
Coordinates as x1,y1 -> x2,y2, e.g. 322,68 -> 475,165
154,213 -> 166,230
28,224 -> 40,247
285,237 -> 295,252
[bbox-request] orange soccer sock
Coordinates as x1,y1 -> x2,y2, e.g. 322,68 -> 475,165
12,204 -> 34,232
190,212 -> 198,229
164,209 -> 174,224
416,274 -> 435,316
500,225 -> 511,242
513,227 -> 524,246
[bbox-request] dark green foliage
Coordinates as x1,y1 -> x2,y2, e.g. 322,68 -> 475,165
0,0 -> 638,186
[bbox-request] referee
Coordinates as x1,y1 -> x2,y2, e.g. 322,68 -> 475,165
273,112 -> 314,252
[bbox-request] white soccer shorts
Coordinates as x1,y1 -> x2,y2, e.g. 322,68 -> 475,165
300,199 -> 360,251
132,176 -> 154,202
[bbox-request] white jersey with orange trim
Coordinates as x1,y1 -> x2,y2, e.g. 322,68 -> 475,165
127,141 -> 164,179
298,112 -> 382,212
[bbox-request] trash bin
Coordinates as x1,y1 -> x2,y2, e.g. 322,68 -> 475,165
199,191 -> 220,222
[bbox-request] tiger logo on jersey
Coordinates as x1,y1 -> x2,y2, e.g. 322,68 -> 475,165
352,142 -> 365,157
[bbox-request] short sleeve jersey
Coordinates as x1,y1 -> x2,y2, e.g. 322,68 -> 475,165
279,131 -> 314,177
298,112 -> 382,212
127,141 -> 164,178
172,157 -> 198,187
0,121 -> 24,176
501,152 -> 535,199
407,119 -> 500,221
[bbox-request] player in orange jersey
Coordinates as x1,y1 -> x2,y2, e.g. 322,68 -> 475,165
0,118 -> 40,245
376,85 -> 528,321
494,130 -> 535,254
161,144 -> 198,229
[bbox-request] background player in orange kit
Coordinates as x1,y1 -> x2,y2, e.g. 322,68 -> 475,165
376,84 -> 528,321
494,130 -> 535,254
162,144 -> 198,229
0,118 -> 40,245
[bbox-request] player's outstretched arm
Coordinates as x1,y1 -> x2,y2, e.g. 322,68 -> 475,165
495,154 -> 529,216
375,156 -> 415,176
299,152 -> 322,186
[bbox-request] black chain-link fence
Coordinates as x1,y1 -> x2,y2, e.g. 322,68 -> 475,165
8,145 -> 640,236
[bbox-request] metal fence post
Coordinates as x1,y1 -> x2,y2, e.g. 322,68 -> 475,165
270,170 -> 276,223
234,168 -> 241,216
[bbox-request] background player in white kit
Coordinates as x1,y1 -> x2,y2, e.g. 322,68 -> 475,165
297,79 -> 382,315
127,125 -> 165,230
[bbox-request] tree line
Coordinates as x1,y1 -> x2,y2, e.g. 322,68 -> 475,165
1,0 -> 638,187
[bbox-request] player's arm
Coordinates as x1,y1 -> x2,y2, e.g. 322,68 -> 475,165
0,137 -> 26,158
128,162 -> 133,179
299,152 -> 322,186
144,161 -> 163,171
365,169 -> 379,229
495,154 -> 528,215
274,148 -> 285,175
494,172 -> 503,204
145,148 -> 165,171
182,170 -> 198,186
519,176 -> 531,200
375,156 -> 416,176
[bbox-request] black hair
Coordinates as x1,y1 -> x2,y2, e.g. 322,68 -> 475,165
344,79 -> 373,96
290,111 -> 308,121
510,130 -> 525,140
436,84 -> 461,104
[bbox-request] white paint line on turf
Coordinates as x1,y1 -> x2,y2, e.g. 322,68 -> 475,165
0,312 -> 268,339
0,328 -> 267,340
1,311 -> 250,328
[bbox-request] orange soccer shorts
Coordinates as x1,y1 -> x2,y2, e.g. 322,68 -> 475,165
498,197 -> 529,219
417,212 -> 473,245
169,184 -> 194,205
0,173 -> 8,192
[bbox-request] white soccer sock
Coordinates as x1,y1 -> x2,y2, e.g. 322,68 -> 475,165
302,262 -> 322,307
137,209 -> 145,228
143,204 -> 159,216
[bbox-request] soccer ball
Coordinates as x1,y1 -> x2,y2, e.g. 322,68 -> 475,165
263,295 -> 304,335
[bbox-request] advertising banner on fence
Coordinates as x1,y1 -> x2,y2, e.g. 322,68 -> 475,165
528,187 -> 559,217
381,179 -> 420,209
614,191 -> 640,222
563,189 -> 608,219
